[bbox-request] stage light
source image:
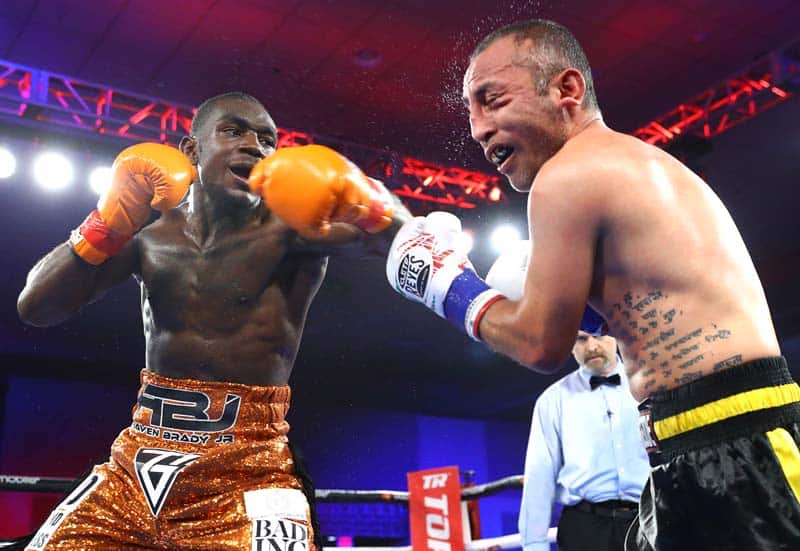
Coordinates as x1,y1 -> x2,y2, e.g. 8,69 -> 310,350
490,225 -> 522,254
89,166 -> 113,195
0,146 -> 16,179
33,152 -> 74,191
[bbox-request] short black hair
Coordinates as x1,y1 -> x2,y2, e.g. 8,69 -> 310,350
471,19 -> 598,111
190,91 -> 264,135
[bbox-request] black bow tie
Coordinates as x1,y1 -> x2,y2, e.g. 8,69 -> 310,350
590,373 -> 621,390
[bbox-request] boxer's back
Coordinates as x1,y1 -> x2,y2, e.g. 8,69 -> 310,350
555,127 -> 780,400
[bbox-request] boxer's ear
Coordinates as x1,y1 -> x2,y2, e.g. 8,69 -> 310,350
180,136 -> 199,165
552,68 -> 586,110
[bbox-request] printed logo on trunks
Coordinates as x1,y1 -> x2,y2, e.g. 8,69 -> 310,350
637,401 -> 660,454
28,470 -> 104,550
245,489 -> 310,551
134,447 -> 200,517
397,248 -> 431,298
251,518 -> 309,551
137,383 -> 241,432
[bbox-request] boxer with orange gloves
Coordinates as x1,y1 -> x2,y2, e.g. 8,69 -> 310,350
70,142 -> 195,265
17,91 -> 410,550
248,143 -> 397,239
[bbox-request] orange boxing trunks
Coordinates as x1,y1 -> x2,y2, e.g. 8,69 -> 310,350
26,369 -> 317,550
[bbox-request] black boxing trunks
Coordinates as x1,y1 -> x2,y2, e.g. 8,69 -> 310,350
626,356 -> 800,550
26,369 -> 317,550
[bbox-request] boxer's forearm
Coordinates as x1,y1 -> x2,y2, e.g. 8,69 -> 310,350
18,243 -> 112,326
478,299 -> 569,374
363,198 -> 413,255
295,194 -> 412,258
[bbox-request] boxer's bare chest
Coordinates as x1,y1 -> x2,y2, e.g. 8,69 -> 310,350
137,214 -> 314,330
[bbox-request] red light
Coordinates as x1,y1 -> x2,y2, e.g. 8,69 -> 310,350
771,86 -> 788,98
489,186 -> 502,202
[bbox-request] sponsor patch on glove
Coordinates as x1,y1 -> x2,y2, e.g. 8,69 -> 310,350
396,247 -> 431,299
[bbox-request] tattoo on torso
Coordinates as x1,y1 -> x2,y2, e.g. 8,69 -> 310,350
605,288 -> 740,391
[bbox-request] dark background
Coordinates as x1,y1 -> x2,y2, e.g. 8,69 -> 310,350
1,0 -> 799,543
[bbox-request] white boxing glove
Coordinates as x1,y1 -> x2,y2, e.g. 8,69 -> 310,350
485,240 -> 530,301
485,239 -> 607,335
386,211 -> 504,339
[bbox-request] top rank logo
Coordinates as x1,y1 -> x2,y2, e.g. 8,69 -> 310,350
397,248 -> 430,299
422,473 -> 449,489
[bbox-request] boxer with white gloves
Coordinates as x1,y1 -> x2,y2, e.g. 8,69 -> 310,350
385,215 -> 606,345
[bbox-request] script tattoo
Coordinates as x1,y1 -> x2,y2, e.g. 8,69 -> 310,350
606,292 -> 740,392
678,353 -> 705,369
674,371 -> 703,385
643,329 -> 676,351
714,355 -> 742,371
607,289 -> 671,347
665,328 -> 703,351
705,329 -> 732,343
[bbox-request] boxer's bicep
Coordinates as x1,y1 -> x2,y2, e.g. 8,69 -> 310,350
521,181 -> 599,346
18,236 -> 140,326
480,177 -> 600,371
88,235 -> 142,302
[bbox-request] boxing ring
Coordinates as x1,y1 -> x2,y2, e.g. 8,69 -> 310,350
0,471 -> 557,549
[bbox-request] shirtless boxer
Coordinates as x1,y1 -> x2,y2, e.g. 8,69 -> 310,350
17,91 -> 410,550
278,19 -> 797,551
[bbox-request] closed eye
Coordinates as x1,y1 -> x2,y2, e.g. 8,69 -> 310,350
486,95 -> 508,109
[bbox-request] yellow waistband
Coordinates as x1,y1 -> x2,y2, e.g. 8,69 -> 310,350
654,382 -> 800,440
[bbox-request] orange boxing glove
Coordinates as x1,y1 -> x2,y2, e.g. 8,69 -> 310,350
248,144 -> 394,238
70,143 -> 195,265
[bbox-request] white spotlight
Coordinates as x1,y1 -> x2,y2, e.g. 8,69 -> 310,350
0,146 -> 16,179
456,229 -> 474,254
490,225 -> 523,254
33,152 -> 74,191
89,166 -> 113,195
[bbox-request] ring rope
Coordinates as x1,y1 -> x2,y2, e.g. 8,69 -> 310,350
0,473 -> 524,502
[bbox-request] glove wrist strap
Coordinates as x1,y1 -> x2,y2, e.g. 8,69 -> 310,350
355,179 -> 393,234
465,289 -> 505,341
444,269 -> 505,341
69,210 -> 131,265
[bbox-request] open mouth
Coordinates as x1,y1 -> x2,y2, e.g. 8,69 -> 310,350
229,165 -> 252,180
488,145 -> 514,170
228,165 -> 254,189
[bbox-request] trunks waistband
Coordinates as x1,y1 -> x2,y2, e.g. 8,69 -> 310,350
129,369 -> 292,446
638,357 -> 800,464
